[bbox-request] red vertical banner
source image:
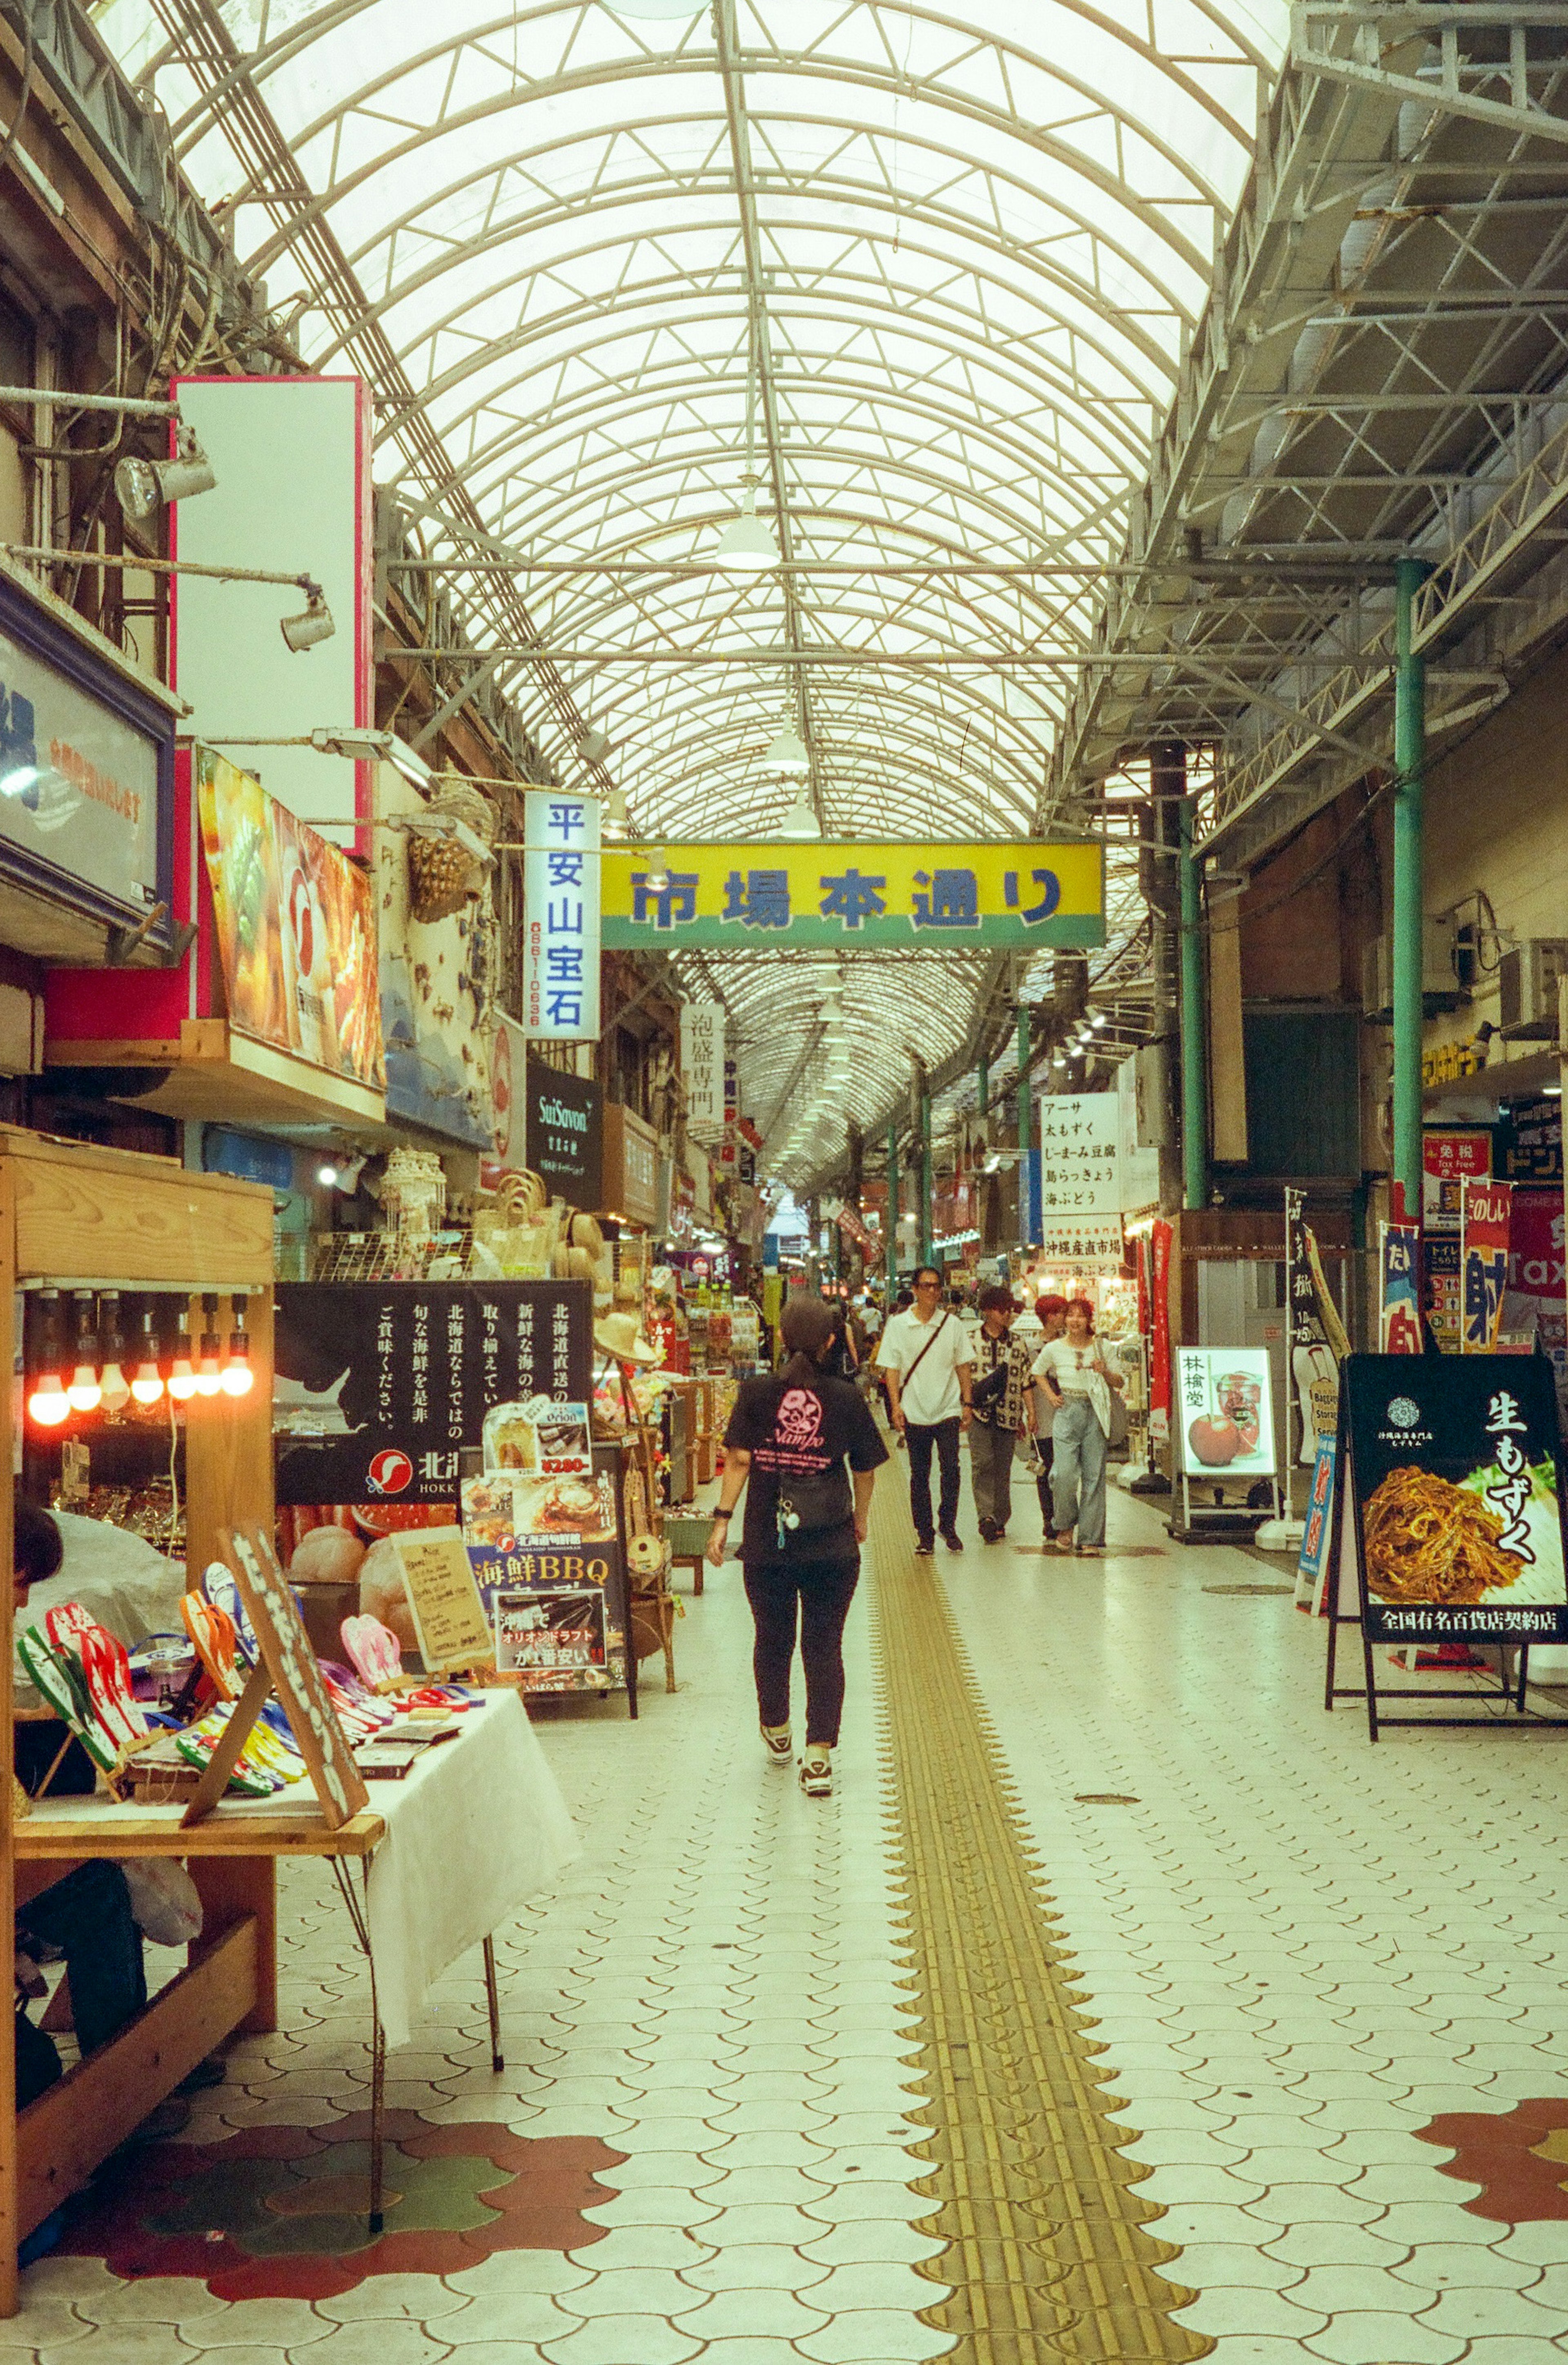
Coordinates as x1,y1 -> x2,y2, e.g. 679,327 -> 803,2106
1461,1181 -> 1513,1352
1148,1217 -> 1173,1447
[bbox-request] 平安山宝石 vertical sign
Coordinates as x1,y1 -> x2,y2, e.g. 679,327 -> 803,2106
524,791 -> 600,1041
682,1001 -> 724,1134
1038,1093 -> 1121,1217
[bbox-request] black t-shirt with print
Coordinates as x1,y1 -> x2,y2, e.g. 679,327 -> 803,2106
724,1371 -> 889,1565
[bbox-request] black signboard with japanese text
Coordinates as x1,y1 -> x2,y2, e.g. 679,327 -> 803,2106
1497,1095 -> 1564,1186
1341,1352 -> 1568,1645
274,1280 -> 593,1505
526,1058 -> 603,1209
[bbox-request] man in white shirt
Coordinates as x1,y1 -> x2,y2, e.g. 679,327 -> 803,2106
877,1265 -> 975,1556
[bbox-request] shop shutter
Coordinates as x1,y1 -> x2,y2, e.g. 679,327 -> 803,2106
1240,1009 -> 1361,1178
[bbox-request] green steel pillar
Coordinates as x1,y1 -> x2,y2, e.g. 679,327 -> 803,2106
1177,780 -> 1208,1213
886,1121 -> 898,1295
977,1048 -> 989,1122
1392,556 -> 1430,1223
1016,1005 -> 1032,1243
920,1092 -> 934,1268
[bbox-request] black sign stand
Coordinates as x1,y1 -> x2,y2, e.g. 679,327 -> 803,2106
1324,1358 -> 1568,1742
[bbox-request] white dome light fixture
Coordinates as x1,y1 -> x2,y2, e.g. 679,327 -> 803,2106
713,475 -> 779,570
777,787 -> 821,841
764,716 -> 810,773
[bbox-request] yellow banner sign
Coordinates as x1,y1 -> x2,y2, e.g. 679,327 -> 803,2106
601,840 -> 1102,950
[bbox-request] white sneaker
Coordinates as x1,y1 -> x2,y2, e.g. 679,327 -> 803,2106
761,1723 -> 793,1765
799,1747 -> 833,1797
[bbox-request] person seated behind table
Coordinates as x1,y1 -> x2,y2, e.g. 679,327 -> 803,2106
12,1498 -> 148,2109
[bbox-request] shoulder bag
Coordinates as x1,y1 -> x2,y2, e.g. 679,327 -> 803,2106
888,1311 -> 952,1449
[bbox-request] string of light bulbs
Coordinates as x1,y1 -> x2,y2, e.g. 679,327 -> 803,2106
26,1290 -> 254,1427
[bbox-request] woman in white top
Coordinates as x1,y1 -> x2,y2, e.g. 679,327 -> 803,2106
1030,1297 -> 1123,1555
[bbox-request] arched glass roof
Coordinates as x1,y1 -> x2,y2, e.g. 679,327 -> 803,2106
92,0 -> 1285,1182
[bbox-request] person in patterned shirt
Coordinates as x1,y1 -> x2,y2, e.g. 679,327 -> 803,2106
967,1286 -> 1036,1543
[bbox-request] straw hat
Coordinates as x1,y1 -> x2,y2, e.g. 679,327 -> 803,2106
594,1310 -> 662,1367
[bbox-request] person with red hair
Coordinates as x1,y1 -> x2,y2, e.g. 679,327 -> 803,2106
1031,1297 -> 1123,1554
1029,1296 -> 1068,1536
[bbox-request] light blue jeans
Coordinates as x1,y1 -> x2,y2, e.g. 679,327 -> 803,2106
1051,1394 -> 1107,1548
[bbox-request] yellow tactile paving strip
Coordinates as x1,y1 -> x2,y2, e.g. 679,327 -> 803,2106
868,1485 -> 1214,2363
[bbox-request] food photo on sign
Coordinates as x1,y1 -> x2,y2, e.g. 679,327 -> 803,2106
1340,1354 -> 1568,1643
1176,1348 -> 1277,1477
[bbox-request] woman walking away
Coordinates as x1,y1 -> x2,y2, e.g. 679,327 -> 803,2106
968,1286 -> 1036,1542
1030,1296 -> 1067,1537
710,1294 -> 888,1795
1031,1297 -> 1124,1556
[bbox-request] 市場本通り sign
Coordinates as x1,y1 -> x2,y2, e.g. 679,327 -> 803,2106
601,840 -> 1103,951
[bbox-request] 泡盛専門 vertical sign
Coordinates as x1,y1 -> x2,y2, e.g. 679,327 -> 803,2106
524,790 -> 600,1041
682,1001 -> 724,1134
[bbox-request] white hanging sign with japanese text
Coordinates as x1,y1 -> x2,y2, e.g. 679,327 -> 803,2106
1038,1092 -> 1121,1218
681,1001 -> 724,1134
523,791 -> 600,1041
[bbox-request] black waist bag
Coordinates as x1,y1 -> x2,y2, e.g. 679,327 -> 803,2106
775,1467 -> 853,1549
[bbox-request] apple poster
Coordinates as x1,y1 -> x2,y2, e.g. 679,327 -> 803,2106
1177,1347 -> 1278,1480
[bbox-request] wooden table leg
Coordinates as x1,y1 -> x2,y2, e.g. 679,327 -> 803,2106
190,1857 -> 276,2034
482,1935 -> 503,2073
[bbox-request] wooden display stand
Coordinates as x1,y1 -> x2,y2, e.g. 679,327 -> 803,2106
0,1127 -> 278,2310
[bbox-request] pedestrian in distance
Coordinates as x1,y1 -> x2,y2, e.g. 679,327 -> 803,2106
1031,1297 -> 1124,1555
708,1293 -> 888,1796
1029,1295 -> 1068,1536
877,1266 -> 975,1557
967,1285 -> 1036,1542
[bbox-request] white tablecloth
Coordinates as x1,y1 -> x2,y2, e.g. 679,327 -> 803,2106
24,1692 -> 580,2051
362,1692 -> 579,2046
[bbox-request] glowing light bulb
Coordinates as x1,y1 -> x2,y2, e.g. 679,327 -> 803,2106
99,1360 -> 130,1414
130,1361 -> 165,1405
28,1373 -> 69,1426
196,1334 -> 223,1396
67,1362 -> 102,1413
220,1351 -> 254,1398
168,1352 -> 197,1402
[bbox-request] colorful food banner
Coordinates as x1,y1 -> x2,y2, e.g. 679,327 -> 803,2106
523,789 -> 600,1040
1295,1434 -> 1338,1613
1175,1347 -> 1278,1479
1461,1179 -> 1513,1352
197,745 -> 383,1087
1379,1221 -> 1423,1354
602,840 -> 1103,950
1147,1218 -> 1173,1449
1341,1353 -> 1568,1642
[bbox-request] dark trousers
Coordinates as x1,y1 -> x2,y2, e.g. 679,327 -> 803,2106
744,1555 -> 861,1746
15,1859 -> 147,2107
906,1417 -> 962,1545
1034,1435 -> 1056,1535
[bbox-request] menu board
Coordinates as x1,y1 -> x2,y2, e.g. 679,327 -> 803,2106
1175,1347 -> 1278,1480
392,1527 -> 494,1672
1341,1353 -> 1568,1643
468,1440 -> 629,1696
494,1589 -> 617,1692
274,1281 -> 592,1504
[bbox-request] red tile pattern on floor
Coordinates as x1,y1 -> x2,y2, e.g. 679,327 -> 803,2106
56,2115 -> 625,2300
1417,2102 -> 1568,2221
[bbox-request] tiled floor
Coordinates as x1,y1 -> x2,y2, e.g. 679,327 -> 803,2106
13,1476 -> 1568,2359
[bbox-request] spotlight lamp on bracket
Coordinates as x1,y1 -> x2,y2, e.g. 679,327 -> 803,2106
114,424 -> 217,522
280,581 -> 336,651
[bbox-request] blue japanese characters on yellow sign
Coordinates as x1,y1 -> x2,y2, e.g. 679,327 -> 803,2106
600,840 -> 1103,952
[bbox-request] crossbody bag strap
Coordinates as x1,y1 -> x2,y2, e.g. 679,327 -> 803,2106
899,1310 -> 951,1392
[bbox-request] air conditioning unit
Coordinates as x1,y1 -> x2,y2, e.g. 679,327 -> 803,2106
1497,938 -> 1568,1040
1360,918 -> 1463,1019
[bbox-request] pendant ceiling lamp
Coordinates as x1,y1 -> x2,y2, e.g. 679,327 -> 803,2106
777,788 -> 821,841
714,476 -> 779,571
764,716 -> 810,773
